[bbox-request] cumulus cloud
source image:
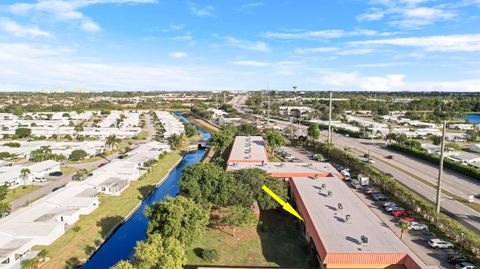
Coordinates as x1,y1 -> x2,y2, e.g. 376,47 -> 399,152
0,19 -> 52,37
170,52 -> 188,59
224,37 -> 270,52
190,5 -> 215,17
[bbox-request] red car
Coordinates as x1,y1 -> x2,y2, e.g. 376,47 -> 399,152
98,163 -> 106,168
401,217 -> 415,222
391,209 -> 408,217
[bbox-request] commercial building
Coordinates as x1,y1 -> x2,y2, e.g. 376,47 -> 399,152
227,136 -> 268,164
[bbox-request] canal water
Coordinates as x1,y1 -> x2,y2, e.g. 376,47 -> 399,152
81,117 -> 211,269
466,114 -> 480,124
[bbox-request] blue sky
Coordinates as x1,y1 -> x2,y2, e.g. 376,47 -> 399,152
0,0 -> 480,91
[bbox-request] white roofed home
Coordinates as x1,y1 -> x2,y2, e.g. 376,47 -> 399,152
85,173 -> 129,196
94,160 -> 140,181
470,144 -> 480,153
27,160 -> 61,180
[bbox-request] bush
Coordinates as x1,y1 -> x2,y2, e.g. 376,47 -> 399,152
69,150 -> 88,161
0,152 -> 11,159
15,127 -> 31,138
201,248 -> 219,262
3,142 -> 20,148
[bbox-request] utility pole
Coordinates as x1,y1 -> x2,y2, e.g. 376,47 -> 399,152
435,121 -> 447,214
215,92 -> 219,109
328,92 -> 333,144
267,95 -> 270,123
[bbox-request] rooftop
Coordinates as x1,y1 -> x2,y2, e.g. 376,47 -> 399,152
227,136 -> 268,163
226,161 -> 341,178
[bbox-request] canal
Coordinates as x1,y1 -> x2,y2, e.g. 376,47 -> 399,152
81,115 -> 211,269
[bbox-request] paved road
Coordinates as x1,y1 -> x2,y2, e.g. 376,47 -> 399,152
143,112 -> 156,142
269,118 -> 480,233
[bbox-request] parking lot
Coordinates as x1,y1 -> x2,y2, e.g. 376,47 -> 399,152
277,144 -> 477,269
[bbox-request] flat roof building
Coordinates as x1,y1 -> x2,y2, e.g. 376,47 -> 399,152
227,136 -> 268,164
290,177 -> 429,269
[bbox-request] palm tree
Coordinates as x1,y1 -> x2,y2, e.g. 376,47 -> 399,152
37,249 -> 48,262
21,257 -> 40,269
106,135 -> 121,151
398,220 -> 410,239
20,168 -> 31,188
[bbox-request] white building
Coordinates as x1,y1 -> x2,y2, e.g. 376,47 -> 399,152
155,111 -> 184,138
469,144 -> 480,153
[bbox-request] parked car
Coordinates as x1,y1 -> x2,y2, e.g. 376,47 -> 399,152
428,238 -> 454,249
373,194 -> 389,202
386,155 -> 394,159
448,254 -> 472,264
455,262 -> 478,269
391,209 -> 408,217
33,177 -> 47,183
52,186 -> 64,192
367,159 -> 376,164
365,187 -> 378,194
48,171 -> 62,177
409,222 -> 428,231
383,201 -> 396,208
385,205 -> 404,212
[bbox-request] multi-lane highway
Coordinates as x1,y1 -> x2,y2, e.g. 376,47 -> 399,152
230,94 -> 480,233
268,117 -> 480,233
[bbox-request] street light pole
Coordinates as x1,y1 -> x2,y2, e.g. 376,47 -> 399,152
328,92 -> 333,144
435,120 -> 447,214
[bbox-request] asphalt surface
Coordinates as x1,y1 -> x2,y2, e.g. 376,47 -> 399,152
269,118 -> 480,234
280,145 -> 458,269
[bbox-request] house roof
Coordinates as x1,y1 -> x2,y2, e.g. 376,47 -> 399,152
227,136 -> 268,163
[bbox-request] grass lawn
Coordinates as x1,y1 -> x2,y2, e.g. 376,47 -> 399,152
65,156 -> 101,164
60,166 -> 76,176
136,130 -> 148,140
37,151 -> 182,269
5,185 -> 41,204
186,210 -> 312,268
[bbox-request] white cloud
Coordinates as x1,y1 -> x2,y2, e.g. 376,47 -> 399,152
190,5 -> 215,17
262,28 -> 396,40
232,60 -> 271,67
295,47 -> 373,56
6,0 -> 156,32
170,52 -> 188,59
353,62 -> 410,68
80,20 -> 101,32
295,47 -> 339,54
224,37 -> 270,52
357,11 -> 384,21
172,32 -> 193,41
0,19 -> 52,38
311,70 -> 406,90
348,34 -> 480,52
238,2 -> 264,11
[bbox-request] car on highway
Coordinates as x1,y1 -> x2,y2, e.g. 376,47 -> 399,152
98,163 -> 106,168
367,159 -> 376,164
391,209 -> 408,217
409,222 -> 428,231
52,186 -> 65,192
428,238 -> 454,249
455,262 -> 478,269
448,254 -> 472,264
386,155 -> 394,159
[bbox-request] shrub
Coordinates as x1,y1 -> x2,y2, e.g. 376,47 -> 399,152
69,149 -> 88,161
15,128 -> 31,138
3,142 -> 20,148
201,248 -> 219,262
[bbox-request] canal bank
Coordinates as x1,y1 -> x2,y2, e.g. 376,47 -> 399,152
79,119 -> 211,269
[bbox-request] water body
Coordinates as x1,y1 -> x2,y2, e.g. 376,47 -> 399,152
465,114 -> 480,124
81,116 -> 211,269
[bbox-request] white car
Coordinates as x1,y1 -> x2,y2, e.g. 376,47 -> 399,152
409,222 -> 428,231
383,201 -> 396,208
428,238 -> 454,249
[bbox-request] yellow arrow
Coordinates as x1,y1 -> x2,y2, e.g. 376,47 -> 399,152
261,185 -> 304,221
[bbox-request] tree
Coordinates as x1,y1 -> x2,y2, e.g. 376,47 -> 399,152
167,134 -> 184,150
69,149 -> 88,161
211,124 -> 237,153
431,135 -> 442,146
264,129 -> 285,153
21,168 -> 31,188
398,220 -> 410,239
255,176 -> 287,210
37,249 -> 48,262
106,135 -> 121,151
222,206 -> 256,238
132,233 -> 186,269
386,133 -> 397,144
15,127 -> 32,138
21,257 -> 40,269
0,186 -> 10,217
307,123 -> 320,143
184,124 -> 198,138
110,260 -> 134,269
466,127 -> 478,142
237,124 -> 259,136
145,196 -> 210,247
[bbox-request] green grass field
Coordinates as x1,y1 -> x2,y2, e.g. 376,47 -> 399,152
186,210 -> 312,268
5,185 -> 41,204
37,152 -> 182,269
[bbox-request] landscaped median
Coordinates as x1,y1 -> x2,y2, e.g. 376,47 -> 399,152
387,143 -> 480,181
310,141 -> 480,259
37,151 -> 182,269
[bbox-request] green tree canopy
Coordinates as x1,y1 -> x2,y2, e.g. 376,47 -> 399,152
236,124 -> 259,136
15,127 -> 32,138
307,123 -> 320,142
145,196 -> 210,247
211,124 -> 237,153
132,233 -> 185,269
184,124 -> 199,138
264,129 -> 286,153
69,149 -> 88,161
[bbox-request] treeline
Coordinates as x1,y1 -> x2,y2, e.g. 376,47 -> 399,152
110,162 -> 288,269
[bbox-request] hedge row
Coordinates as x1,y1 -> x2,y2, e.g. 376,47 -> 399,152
387,143 -> 480,181
311,142 -> 480,257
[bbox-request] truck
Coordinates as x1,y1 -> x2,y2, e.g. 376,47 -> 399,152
357,174 -> 370,186
340,170 -> 351,181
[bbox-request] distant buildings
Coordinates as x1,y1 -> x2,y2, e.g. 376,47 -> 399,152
155,111 -> 185,138
0,160 -> 61,189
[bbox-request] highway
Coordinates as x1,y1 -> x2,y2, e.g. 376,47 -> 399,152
230,95 -> 480,233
